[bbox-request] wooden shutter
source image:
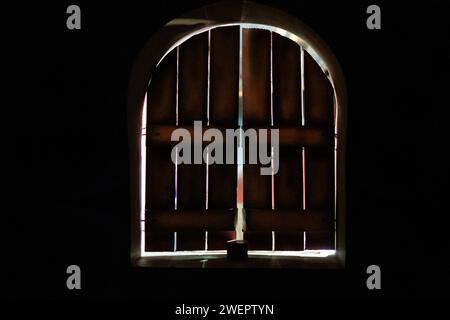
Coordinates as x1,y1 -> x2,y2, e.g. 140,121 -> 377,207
144,26 -> 335,252
242,31 -> 335,251
207,26 -> 240,249
242,29 -> 273,250
272,33 -> 304,251
145,49 -> 177,251
145,29 -> 239,251
176,32 -> 208,250
303,50 -> 335,249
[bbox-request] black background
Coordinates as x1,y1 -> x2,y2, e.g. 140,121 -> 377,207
6,0 -> 450,302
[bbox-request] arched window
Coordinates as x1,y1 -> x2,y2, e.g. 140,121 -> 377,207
128,1 -> 346,267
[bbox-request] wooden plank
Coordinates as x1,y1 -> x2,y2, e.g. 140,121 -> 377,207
242,29 -> 272,250
145,145 -> 175,251
243,161 -> 272,250
274,146 -> 303,250
208,160 -> 237,249
207,27 -> 240,249
305,231 -> 334,250
275,147 -> 302,210
145,210 -> 235,231
208,162 -> 236,210
177,162 -> 205,250
145,47 -> 177,251
303,50 -> 334,126
305,149 -> 334,210
243,161 -> 272,209
176,232 -> 204,251
272,33 -> 302,125
304,148 -> 335,249
177,162 -> 205,210
242,29 -> 271,127
147,49 -> 177,125
145,232 -> 173,252
146,125 -> 331,146
146,145 -> 175,210
276,232 -> 303,251
208,231 -> 236,250
176,32 -> 209,250
245,209 -> 333,231
210,26 -> 239,126
252,126 -> 332,146
245,232 -> 272,250
178,32 -> 208,124
303,50 -> 335,250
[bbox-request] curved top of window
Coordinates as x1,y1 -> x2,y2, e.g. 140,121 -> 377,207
128,1 -> 346,131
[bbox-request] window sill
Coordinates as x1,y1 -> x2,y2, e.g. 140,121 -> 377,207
133,253 -> 344,269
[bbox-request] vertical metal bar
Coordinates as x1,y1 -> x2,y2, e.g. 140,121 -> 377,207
236,26 -> 244,241
238,27 -> 243,129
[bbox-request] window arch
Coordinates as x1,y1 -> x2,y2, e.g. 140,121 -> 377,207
128,1 -> 347,267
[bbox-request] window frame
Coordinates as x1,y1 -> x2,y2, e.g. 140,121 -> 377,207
128,1 -> 347,268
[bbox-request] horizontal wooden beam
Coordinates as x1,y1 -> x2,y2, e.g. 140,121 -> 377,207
146,125 -> 332,146
145,208 -> 334,232
245,209 -> 334,231
255,126 -> 332,146
145,209 -> 236,231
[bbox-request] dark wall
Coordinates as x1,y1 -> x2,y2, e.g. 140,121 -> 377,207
6,0 -> 450,302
